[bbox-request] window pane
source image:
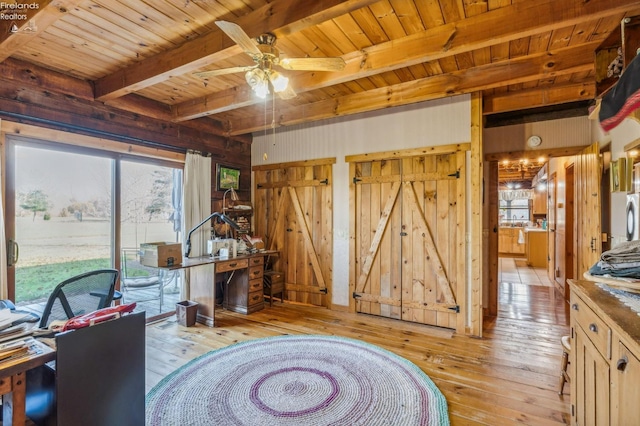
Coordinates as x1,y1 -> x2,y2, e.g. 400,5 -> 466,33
120,161 -> 182,317
14,146 -> 112,304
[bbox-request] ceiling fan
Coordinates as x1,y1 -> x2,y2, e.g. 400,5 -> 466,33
194,21 -> 346,99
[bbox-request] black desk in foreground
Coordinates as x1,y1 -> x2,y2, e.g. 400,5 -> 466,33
165,251 -> 277,327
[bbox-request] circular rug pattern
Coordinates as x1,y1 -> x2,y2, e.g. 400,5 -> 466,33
146,335 -> 449,425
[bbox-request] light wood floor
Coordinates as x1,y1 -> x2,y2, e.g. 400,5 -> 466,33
499,256 -> 553,287
146,283 -> 571,425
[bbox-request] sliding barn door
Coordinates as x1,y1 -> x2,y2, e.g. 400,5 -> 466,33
350,149 -> 466,329
253,159 -> 334,307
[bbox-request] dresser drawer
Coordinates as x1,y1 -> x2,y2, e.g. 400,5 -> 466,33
249,256 -> 264,267
216,258 -> 248,273
249,265 -> 263,280
248,290 -> 264,307
249,278 -> 263,292
571,292 -> 612,360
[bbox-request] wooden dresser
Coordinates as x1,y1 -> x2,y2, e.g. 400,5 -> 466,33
568,279 -> 640,425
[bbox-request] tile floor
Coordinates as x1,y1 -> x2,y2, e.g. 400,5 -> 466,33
498,257 -> 553,286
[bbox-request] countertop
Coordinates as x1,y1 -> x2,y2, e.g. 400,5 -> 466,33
524,227 -> 547,233
569,279 -> 640,348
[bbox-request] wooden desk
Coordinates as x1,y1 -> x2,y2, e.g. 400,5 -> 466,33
166,251 -> 276,327
0,338 -> 55,425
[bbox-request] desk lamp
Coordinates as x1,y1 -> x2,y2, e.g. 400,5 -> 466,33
184,212 -> 240,258
223,187 -> 239,210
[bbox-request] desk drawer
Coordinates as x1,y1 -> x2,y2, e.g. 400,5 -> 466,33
571,292 -> 611,360
249,256 -> 264,267
249,278 -> 263,292
216,259 -> 248,273
249,265 -> 263,280
248,290 -> 263,307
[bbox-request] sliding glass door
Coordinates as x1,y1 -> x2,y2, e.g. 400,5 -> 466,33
6,137 -> 183,318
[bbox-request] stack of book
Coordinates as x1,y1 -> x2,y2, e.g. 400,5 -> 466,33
0,338 -> 30,362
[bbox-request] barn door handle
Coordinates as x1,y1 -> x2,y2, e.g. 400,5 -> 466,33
590,237 -> 597,252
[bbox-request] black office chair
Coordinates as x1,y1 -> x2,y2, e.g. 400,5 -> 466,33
38,269 -> 120,329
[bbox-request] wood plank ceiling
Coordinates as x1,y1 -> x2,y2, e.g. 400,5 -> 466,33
1,0 -> 639,138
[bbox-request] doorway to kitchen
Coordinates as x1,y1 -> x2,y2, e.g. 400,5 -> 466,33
495,154 -> 555,323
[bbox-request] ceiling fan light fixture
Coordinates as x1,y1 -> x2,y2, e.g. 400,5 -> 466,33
245,68 -> 264,88
269,71 -> 289,93
254,78 -> 269,99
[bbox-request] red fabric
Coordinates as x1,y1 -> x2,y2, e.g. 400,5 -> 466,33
599,54 -> 640,132
62,302 -> 137,331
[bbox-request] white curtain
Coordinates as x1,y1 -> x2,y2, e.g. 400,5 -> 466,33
181,151 -> 212,299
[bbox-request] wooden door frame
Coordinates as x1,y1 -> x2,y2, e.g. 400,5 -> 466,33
548,172 -> 558,286
485,146 -> 585,318
565,163 -> 575,300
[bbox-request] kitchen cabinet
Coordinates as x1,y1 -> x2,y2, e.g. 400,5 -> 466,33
525,229 -> 547,267
569,279 -> 640,425
532,189 -> 547,215
498,227 -> 525,256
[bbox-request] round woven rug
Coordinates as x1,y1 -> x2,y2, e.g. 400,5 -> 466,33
146,335 -> 449,425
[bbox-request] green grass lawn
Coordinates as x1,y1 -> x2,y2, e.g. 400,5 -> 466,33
15,258 -> 111,303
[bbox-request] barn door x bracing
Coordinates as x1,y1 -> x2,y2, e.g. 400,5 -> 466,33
348,147 -> 467,330
253,159 -> 334,308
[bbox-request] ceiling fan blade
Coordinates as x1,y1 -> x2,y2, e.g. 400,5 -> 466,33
194,66 -> 255,78
277,85 -> 297,100
279,57 -> 346,72
216,21 -> 262,57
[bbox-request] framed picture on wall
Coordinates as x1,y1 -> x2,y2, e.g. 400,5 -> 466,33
625,157 -> 634,193
611,159 -> 621,192
217,165 -> 240,190
611,158 -> 631,193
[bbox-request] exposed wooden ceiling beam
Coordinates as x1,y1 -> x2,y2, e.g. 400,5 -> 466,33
171,0 -> 639,122
484,101 -> 591,128
0,0 -> 83,62
483,82 -> 596,115
93,0 -> 379,101
485,147 -> 585,162
224,42 -> 596,135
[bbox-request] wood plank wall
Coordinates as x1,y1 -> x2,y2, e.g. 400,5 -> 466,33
0,58 -> 253,206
